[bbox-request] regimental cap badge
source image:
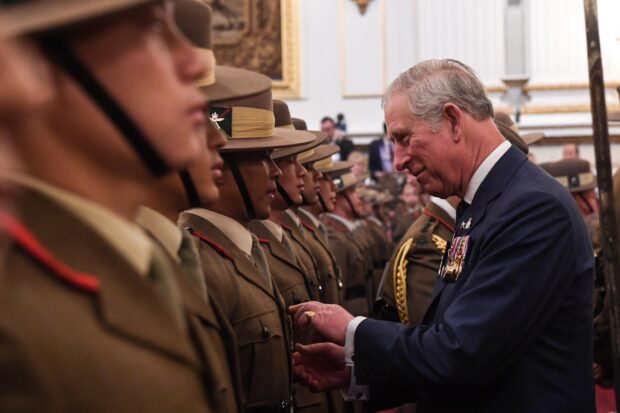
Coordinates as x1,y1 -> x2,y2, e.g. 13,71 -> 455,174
209,106 -> 232,138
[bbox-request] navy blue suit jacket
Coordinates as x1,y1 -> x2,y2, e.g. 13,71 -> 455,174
354,147 -> 595,412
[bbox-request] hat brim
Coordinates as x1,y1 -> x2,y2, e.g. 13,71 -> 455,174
219,127 -> 315,153
609,111 -> 620,123
272,131 -> 326,160
301,142 -> 338,165
522,132 -> 544,146
335,174 -> 367,193
495,121 -> 529,155
318,160 -> 353,175
203,66 -> 271,104
0,0 -> 154,37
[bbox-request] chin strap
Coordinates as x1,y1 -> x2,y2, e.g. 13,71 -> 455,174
179,170 -> 201,208
276,180 -> 296,207
225,156 -> 257,220
41,36 -> 169,177
317,192 -> 329,212
343,193 -> 362,219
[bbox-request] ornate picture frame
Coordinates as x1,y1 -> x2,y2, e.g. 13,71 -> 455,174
207,0 -> 301,100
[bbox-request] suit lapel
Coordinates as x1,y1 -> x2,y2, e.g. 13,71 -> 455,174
180,211 -> 276,300
16,187 -> 201,368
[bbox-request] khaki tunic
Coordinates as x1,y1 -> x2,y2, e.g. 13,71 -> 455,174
281,213 -> 324,301
179,212 -> 293,412
0,187 -> 213,413
378,201 -> 455,326
248,220 -> 329,413
138,208 -> 241,413
321,213 -> 369,316
296,209 -> 343,306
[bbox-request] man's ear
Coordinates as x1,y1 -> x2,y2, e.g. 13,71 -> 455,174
442,103 -> 463,142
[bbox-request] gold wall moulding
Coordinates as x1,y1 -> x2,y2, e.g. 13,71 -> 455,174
207,0 -> 301,99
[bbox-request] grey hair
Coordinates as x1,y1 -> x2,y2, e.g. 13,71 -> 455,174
382,59 -> 494,129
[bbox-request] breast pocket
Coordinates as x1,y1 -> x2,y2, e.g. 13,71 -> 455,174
234,310 -> 290,405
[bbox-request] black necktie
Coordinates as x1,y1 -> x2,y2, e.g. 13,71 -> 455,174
456,200 -> 470,224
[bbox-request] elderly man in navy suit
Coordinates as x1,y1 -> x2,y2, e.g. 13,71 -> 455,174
289,59 -> 595,413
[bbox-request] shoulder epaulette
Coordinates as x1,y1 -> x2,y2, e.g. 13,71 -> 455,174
0,212 -> 100,293
188,227 -> 233,261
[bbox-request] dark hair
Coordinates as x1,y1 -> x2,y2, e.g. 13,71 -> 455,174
321,116 -> 335,125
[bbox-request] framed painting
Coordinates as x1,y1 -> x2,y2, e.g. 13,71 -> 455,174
205,0 -> 301,99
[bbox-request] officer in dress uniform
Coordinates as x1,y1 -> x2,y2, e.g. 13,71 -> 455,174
178,80 -> 314,412
0,1 -> 220,411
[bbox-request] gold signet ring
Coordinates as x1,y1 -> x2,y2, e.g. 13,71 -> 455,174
304,310 -> 317,323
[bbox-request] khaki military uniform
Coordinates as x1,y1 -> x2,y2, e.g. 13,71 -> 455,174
137,207 -> 242,413
378,201 -> 455,326
248,219 -> 329,413
0,181 -> 213,413
179,209 -> 293,413
296,208 -> 343,305
321,213 -> 369,316
281,211 -> 324,301
366,216 -> 391,303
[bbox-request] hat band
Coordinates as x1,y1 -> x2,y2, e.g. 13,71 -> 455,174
195,48 -> 216,87
279,123 -> 295,130
555,172 -> 595,189
313,157 -> 334,169
209,106 -> 274,139
297,149 -> 315,162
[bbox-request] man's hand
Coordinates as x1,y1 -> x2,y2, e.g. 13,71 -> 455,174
288,301 -> 354,346
293,342 -> 351,392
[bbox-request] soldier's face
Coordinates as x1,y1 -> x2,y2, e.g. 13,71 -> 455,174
185,119 -> 227,205
273,155 -> 306,209
301,164 -> 321,204
218,151 -> 281,221
386,92 -> 461,198
0,37 -> 53,122
318,175 -> 336,212
61,2 -> 208,173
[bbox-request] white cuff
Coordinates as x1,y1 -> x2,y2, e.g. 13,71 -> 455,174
343,366 -> 369,401
344,316 -> 366,366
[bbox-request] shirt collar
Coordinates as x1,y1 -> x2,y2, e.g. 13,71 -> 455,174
284,209 -> 301,227
261,219 -> 284,241
187,208 -> 253,256
14,174 -> 153,277
463,141 -> 511,204
136,206 -> 183,262
430,196 -> 457,222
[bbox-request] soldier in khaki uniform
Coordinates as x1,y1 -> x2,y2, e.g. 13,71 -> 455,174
247,101 -> 331,413
136,2 -> 255,411
322,171 -> 371,316
0,1 -> 218,412
179,81 -> 314,412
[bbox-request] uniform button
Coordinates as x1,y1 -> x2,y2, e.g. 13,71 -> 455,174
261,326 -> 271,339
292,294 -> 301,305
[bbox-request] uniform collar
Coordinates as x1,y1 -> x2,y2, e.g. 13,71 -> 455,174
430,196 -> 457,222
261,219 -> 284,241
136,206 -> 182,262
298,208 -> 321,228
187,208 -> 253,256
13,174 -> 152,277
325,213 -> 356,232
284,209 -> 301,227
463,140 -> 511,204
